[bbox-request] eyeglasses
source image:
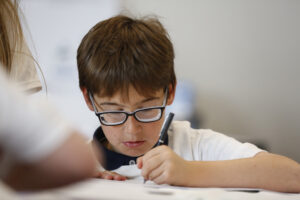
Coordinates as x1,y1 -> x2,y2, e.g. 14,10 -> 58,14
89,89 -> 168,126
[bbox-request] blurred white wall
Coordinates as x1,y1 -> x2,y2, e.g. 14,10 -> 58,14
20,0 -> 300,162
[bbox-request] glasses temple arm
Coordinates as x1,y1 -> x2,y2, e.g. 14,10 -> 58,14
88,92 -> 98,112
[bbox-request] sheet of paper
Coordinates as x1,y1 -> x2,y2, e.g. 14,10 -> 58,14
48,179 -> 299,200
53,179 -> 191,200
20,178 -> 300,200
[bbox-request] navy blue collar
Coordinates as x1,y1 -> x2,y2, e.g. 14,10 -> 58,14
93,126 -> 168,170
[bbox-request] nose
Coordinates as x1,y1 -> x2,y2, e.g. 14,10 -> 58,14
123,115 -> 142,135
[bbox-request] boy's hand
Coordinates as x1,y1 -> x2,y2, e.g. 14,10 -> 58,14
94,170 -> 127,181
137,145 -> 189,185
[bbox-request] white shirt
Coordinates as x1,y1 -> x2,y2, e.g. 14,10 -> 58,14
169,121 -> 262,161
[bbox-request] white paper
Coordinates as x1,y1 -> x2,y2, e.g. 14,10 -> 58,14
20,178 -> 300,200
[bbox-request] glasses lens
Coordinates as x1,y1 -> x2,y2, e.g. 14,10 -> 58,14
135,108 -> 162,122
100,112 -> 126,125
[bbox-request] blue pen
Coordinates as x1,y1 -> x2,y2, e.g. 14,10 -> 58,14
143,112 -> 175,184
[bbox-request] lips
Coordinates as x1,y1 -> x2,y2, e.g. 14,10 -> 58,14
123,141 -> 145,148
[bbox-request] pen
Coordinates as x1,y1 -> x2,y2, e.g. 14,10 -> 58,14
154,112 -> 174,147
143,112 -> 175,184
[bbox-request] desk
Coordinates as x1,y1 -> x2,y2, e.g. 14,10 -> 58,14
22,178 -> 300,200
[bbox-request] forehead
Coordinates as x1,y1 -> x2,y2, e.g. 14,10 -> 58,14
94,86 -> 164,104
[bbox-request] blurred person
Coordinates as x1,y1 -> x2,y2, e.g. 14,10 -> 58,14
0,66 -> 99,193
0,0 -> 101,195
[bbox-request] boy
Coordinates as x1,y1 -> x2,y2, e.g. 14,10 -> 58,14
77,15 -> 300,192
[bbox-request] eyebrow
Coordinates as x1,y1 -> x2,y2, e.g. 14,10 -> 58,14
99,96 -> 161,107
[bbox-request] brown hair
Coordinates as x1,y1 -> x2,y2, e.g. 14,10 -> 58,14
0,0 -> 23,73
77,15 -> 176,99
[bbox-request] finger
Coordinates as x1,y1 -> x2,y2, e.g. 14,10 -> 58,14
151,163 -> 174,185
143,145 -> 169,162
113,175 -> 126,181
137,156 -> 143,169
111,172 -> 127,181
152,171 -> 167,185
94,171 -> 110,179
116,176 -> 127,181
148,162 -> 165,182
142,145 -> 172,174
141,153 -> 163,179
102,173 -> 113,180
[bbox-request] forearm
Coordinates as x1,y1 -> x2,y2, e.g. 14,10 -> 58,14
185,152 -> 300,193
4,133 -> 98,191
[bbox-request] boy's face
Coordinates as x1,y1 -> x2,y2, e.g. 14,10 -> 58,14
83,85 -> 175,157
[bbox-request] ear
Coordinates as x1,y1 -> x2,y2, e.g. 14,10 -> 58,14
81,87 -> 95,112
167,83 -> 176,106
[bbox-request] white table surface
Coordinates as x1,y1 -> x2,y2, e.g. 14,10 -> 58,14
20,178 -> 300,200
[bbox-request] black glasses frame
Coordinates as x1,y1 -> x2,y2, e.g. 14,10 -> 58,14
88,88 -> 168,126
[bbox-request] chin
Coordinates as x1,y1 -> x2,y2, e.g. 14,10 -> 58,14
123,149 -> 148,157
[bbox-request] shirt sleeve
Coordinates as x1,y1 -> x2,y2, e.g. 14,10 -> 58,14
198,129 -> 264,161
0,69 -> 72,163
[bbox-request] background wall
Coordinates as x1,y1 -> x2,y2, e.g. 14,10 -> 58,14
21,0 -> 300,162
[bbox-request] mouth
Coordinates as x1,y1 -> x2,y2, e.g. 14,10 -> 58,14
123,141 -> 145,148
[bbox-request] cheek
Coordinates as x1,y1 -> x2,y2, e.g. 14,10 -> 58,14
143,120 -> 164,142
101,126 -> 121,144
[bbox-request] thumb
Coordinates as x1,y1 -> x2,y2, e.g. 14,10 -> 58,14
136,156 -> 143,169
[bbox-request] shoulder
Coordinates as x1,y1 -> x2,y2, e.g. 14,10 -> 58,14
168,120 -> 220,143
168,121 -> 213,160
168,121 -> 263,161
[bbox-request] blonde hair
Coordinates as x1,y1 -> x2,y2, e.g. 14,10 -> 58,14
0,0 -> 24,73
0,0 -> 47,94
